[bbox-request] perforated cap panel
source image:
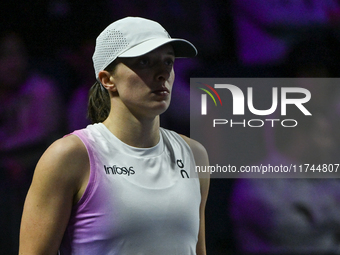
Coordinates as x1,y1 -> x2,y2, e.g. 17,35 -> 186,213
92,17 -> 197,78
93,29 -> 129,77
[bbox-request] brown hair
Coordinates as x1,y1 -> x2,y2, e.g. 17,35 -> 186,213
87,61 -> 118,123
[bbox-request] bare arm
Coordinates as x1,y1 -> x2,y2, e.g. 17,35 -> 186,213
181,135 -> 210,255
19,135 -> 89,255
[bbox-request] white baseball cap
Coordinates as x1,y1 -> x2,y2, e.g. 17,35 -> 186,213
92,16 -> 197,78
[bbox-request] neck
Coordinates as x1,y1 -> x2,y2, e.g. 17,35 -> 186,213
103,111 -> 160,148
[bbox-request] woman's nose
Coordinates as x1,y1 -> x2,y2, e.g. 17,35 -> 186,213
155,64 -> 171,81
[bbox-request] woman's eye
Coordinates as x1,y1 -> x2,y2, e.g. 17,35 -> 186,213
139,59 -> 149,66
165,59 -> 174,66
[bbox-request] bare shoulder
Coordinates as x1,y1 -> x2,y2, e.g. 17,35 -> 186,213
32,134 -> 89,199
38,134 -> 88,172
44,134 -> 87,160
179,134 -> 210,182
179,135 -> 209,167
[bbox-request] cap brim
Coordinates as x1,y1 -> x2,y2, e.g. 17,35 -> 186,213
118,38 -> 197,58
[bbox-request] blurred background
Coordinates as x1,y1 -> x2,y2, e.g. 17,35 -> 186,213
1,0 -> 340,254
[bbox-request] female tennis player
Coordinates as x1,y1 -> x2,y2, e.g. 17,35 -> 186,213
19,17 -> 209,255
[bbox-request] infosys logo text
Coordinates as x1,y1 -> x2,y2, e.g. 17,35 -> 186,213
104,165 -> 135,176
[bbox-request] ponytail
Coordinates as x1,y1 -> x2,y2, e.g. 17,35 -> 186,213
87,81 -> 111,123
87,60 -> 119,123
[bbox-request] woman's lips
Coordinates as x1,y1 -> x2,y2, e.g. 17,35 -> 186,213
152,87 -> 170,96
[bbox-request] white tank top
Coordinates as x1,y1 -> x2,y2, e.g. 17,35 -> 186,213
59,123 -> 201,255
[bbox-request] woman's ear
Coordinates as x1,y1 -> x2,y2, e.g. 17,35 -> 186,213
98,70 -> 117,92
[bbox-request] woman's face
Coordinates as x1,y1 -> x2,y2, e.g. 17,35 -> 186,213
110,44 -> 175,119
